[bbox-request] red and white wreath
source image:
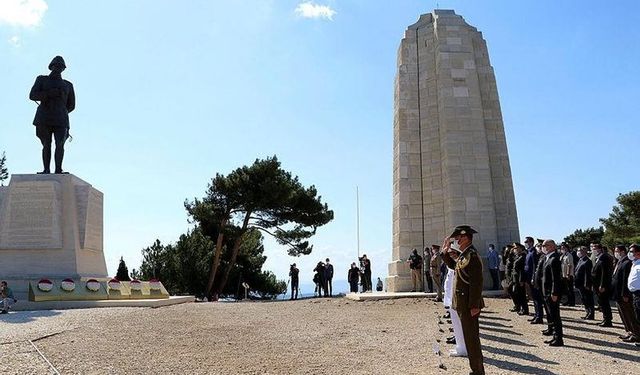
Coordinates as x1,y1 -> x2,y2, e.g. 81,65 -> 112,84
149,279 -> 162,291
130,279 -> 142,291
86,279 -> 101,292
60,278 -> 75,292
37,279 -> 53,292
108,278 -> 122,290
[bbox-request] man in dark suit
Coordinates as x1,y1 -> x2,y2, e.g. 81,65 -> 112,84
29,56 -> 76,174
524,237 -> 543,323
612,245 -> 639,341
541,239 -> 563,346
574,246 -> 595,320
512,243 -> 529,315
591,243 -> 613,327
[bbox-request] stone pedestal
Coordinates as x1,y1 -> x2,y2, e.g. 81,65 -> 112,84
388,10 -> 520,292
0,174 -> 107,298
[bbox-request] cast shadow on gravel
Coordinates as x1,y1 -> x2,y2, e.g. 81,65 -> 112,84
484,357 -> 558,375
563,343 -> 640,364
483,345 -> 559,365
480,332 -> 535,347
563,334 -> 639,355
480,325 -> 523,336
0,310 -> 61,324
479,315 -> 512,322
478,319 -> 513,328
562,323 -> 625,337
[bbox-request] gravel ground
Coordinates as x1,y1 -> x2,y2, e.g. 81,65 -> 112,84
1,298 -> 638,374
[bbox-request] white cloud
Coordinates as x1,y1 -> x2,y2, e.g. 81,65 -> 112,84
295,2 -> 336,21
0,0 -> 48,27
8,35 -> 20,47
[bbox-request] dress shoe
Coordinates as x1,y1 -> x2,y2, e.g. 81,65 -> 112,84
446,337 -> 456,345
618,334 -> 631,340
509,307 -> 519,312
598,321 -> 613,328
530,318 -> 543,324
518,310 -> 529,316
528,317 -> 536,322
635,343 -> 640,347
581,314 -> 594,320
542,329 -> 554,336
622,336 -> 639,343
544,338 -> 555,344
548,339 -> 564,346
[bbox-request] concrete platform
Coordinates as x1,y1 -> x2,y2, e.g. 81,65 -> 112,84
345,290 -> 505,301
10,295 -> 194,311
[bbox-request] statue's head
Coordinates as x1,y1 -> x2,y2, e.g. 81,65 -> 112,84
48,56 -> 66,73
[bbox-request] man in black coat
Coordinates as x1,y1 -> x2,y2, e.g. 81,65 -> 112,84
541,240 -> 563,346
591,243 -> 613,327
29,56 -> 76,174
524,237 -> 544,323
574,247 -> 595,320
324,258 -> 334,296
512,243 -> 529,315
289,263 -> 300,300
611,245 -> 640,341
348,262 -> 359,293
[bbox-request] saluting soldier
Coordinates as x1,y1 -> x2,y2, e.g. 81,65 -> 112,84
441,225 -> 485,375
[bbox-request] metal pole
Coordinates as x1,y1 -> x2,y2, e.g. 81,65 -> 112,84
356,186 -> 360,259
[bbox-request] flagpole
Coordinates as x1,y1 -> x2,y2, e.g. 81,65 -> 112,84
356,186 -> 360,259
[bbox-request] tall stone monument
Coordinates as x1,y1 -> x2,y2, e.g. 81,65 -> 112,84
0,174 -> 107,298
388,10 -> 520,292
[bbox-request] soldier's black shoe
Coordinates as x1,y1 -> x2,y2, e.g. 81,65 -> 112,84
446,337 -> 456,344
599,321 -> 613,327
442,312 -> 451,319
548,339 -> 564,346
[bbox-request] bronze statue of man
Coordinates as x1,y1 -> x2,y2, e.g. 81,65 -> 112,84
29,56 -> 75,174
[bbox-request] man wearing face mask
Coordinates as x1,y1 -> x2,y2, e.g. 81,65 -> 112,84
574,246 -> 595,320
524,237 -> 544,323
612,245 -> 639,342
441,225 -> 485,375
29,56 -> 76,174
627,244 -> 640,348
591,243 -> 614,327
560,243 -> 576,306
511,243 -> 529,315
541,239 -> 563,346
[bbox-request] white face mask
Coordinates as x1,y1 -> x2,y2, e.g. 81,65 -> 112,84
629,252 -> 636,261
615,252 -> 623,260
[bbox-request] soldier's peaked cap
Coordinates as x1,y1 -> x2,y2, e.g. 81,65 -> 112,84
431,244 -> 441,249
511,242 -> 525,250
449,225 -> 477,237
48,56 -> 66,70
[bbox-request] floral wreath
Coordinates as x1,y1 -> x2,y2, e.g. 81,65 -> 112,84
60,278 -> 76,292
108,278 -> 122,290
86,279 -> 101,292
37,279 -> 53,292
130,279 -> 142,291
149,279 -> 162,291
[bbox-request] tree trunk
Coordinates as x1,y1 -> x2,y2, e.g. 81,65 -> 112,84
205,218 -> 227,301
214,212 -> 251,297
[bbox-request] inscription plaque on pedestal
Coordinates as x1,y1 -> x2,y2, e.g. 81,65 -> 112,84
0,181 -> 62,249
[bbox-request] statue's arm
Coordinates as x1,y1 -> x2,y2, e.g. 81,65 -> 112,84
66,82 -> 76,113
29,76 -> 47,101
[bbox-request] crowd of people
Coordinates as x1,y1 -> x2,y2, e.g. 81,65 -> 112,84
287,254 -> 380,300
500,238 -> 640,348
408,229 -> 640,375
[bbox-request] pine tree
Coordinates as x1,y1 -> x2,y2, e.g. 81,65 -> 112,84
116,257 -> 131,281
0,152 -> 8,186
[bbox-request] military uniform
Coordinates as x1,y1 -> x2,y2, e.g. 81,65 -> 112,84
430,247 -> 444,301
442,225 -> 485,375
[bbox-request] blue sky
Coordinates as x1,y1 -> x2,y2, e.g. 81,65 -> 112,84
1,1 -> 638,291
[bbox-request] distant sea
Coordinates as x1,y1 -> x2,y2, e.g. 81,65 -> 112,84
280,279 -> 351,299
